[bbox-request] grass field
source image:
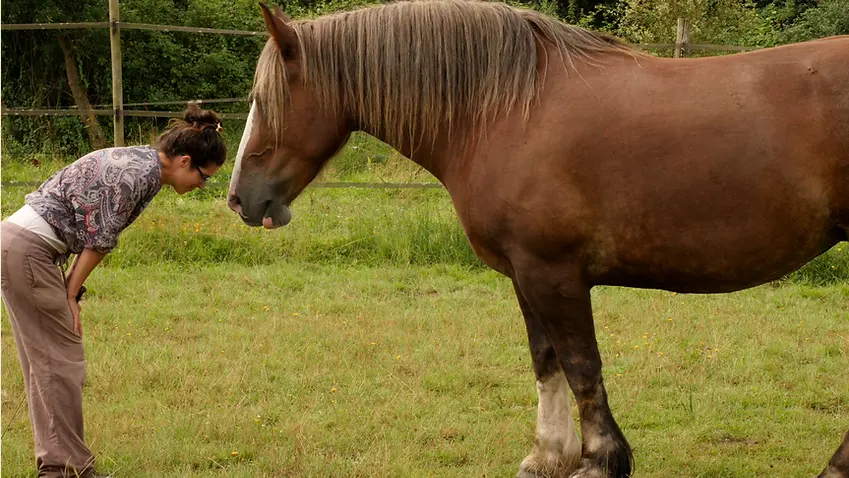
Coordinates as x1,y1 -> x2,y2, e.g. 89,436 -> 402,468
2,141 -> 848,477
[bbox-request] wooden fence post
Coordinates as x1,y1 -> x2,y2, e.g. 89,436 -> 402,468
674,17 -> 691,58
108,0 -> 124,146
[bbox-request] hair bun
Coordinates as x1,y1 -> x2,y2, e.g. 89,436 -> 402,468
183,104 -> 222,128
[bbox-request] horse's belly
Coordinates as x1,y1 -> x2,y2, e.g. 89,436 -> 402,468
591,230 -> 841,293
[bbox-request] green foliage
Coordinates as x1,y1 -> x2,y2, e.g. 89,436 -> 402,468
776,0 -> 849,42
590,0 -> 774,46
1,0 -> 266,158
2,0 -> 847,159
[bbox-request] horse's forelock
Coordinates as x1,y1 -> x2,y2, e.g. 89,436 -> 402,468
252,39 -> 292,145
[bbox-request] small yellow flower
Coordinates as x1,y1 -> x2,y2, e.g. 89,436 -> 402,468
231,451 -> 238,457
331,387 -> 337,393
633,345 -> 639,349
263,306 -> 270,311
293,312 -> 299,317
657,352 -> 664,356
396,355 -> 401,360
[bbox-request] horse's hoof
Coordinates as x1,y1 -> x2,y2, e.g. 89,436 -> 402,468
517,457 -> 578,478
817,465 -> 849,478
517,461 -> 582,478
567,458 -> 622,478
516,468 -> 566,478
568,467 -> 606,478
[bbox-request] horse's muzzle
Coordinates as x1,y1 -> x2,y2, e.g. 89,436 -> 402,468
228,193 -> 291,228
227,194 -> 244,216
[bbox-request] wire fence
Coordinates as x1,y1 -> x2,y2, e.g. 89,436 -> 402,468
1,180 -> 443,190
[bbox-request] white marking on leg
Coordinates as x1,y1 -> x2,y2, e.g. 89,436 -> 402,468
521,369 -> 581,474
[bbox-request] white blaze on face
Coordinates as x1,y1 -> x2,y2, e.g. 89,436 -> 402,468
229,101 -> 257,197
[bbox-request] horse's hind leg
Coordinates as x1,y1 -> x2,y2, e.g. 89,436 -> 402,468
819,430 -> 849,478
514,280 -> 581,478
515,264 -> 632,478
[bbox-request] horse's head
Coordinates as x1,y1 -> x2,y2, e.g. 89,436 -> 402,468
228,3 -> 350,228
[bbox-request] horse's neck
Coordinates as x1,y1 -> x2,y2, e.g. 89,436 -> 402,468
361,124 -> 465,186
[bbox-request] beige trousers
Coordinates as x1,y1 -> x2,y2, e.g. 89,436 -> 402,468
1,221 -> 94,477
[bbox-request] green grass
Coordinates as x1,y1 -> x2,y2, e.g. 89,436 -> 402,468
1,263 -> 846,477
1,150 -> 848,477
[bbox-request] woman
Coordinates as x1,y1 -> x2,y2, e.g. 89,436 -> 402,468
1,106 -> 227,477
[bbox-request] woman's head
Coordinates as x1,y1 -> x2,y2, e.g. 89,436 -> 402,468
156,105 -> 227,194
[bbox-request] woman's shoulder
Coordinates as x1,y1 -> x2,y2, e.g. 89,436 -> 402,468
73,146 -> 161,193
104,145 -> 158,162
71,146 -> 156,168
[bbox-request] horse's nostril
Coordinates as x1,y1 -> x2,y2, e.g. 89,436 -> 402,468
228,194 -> 243,215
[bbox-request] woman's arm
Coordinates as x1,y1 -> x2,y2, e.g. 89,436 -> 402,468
65,248 -> 107,336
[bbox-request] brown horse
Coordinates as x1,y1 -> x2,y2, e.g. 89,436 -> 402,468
227,1 -> 849,476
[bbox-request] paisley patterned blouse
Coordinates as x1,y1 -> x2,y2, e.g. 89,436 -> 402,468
26,146 -> 163,254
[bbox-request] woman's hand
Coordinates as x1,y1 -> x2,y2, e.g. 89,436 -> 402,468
67,296 -> 82,337
64,248 -> 107,338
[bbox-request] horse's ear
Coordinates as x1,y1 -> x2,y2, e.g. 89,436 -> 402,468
272,3 -> 292,22
259,2 -> 298,62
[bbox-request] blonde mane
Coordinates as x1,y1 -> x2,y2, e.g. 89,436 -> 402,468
252,0 -> 633,147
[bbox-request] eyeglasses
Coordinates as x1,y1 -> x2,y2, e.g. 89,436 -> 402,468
194,165 -> 211,184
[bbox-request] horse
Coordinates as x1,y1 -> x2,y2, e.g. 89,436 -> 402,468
227,1 -> 849,476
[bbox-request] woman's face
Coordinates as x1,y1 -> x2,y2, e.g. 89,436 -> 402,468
173,155 -> 221,194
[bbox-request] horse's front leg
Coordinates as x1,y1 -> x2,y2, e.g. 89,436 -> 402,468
514,280 -> 582,478
516,264 -> 633,478
819,430 -> 849,478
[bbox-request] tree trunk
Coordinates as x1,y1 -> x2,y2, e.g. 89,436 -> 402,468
57,33 -> 108,150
